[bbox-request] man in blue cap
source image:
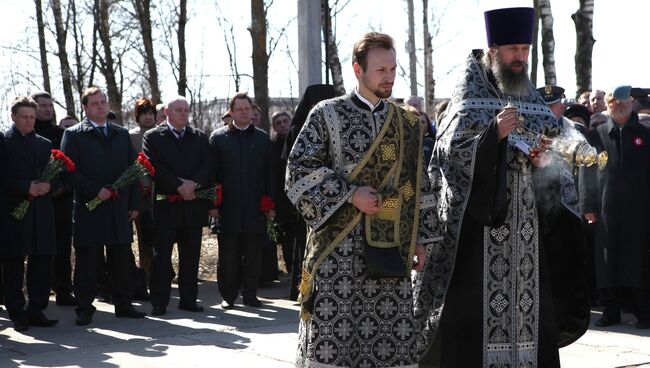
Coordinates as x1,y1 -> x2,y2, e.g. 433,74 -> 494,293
580,87 -> 650,330
413,6 -> 587,367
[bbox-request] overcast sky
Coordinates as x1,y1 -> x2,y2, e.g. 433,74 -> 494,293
0,0 -> 648,123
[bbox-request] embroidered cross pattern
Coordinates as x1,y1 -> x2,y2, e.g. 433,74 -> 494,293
380,144 -> 397,161
490,293 -> 509,314
490,226 -> 510,242
400,181 -> 414,201
403,111 -> 419,126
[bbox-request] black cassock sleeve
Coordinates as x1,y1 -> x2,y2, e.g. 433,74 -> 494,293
465,119 -> 509,227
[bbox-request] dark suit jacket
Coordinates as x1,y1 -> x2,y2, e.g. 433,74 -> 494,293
143,123 -> 212,228
0,132 -> 8,253
209,124 -> 275,234
61,119 -> 139,247
3,128 -> 58,257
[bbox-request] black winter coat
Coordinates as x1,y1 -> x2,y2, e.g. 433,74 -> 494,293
3,128 -> 58,257
209,124 -> 275,234
143,124 -> 212,228
580,114 -> 650,290
61,119 -> 139,247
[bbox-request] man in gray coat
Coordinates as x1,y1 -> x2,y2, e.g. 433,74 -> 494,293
61,86 -> 146,325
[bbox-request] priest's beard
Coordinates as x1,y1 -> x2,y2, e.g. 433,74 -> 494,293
483,52 -> 531,97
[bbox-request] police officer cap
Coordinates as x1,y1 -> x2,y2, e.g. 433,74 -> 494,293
536,85 -> 565,105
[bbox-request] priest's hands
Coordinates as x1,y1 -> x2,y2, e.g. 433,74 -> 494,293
413,244 -> 426,270
497,108 -> 519,140
351,186 -> 380,215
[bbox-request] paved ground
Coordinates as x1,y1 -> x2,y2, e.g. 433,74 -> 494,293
0,277 -> 648,367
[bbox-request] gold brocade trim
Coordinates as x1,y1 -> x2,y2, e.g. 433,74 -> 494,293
382,198 -> 399,208
401,181 -> 415,202
347,107 -> 396,180
406,113 -> 425,273
404,110 -> 419,126
381,144 -> 397,161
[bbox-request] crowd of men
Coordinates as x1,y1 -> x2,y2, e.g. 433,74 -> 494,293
1,4 -> 649,368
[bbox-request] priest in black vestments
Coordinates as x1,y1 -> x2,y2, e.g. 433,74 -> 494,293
414,7 -> 587,367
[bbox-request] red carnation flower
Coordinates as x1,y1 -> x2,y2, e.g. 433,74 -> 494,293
260,195 -> 275,213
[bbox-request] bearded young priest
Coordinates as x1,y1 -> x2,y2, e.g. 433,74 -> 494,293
413,6 -> 587,368
287,32 -> 428,367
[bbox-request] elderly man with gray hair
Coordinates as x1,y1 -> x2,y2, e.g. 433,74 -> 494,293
142,95 -> 213,316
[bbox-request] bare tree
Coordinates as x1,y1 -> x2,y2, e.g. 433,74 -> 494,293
249,0 -> 270,131
177,0 -> 187,96
321,0 -> 346,96
406,0 -> 418,96
215,13 -> 242,92
572,0 -> 595,96
34,0 -> 51,93
530,0 -> 540,86
51,0 -> 76,116
422,0 -> 435,115
132,0 -> 161,103
97,0 -> 123,121
538,0 -> 556,86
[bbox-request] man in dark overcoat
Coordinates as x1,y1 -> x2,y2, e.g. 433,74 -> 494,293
581,86 -> 650,329
143,96 -> 212,316
31,90 -> 76,306
210,92 -> 275,309
61,86 -> 146,325
2,97 -> 59,331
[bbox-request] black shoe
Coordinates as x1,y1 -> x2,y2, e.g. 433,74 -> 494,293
179,303 -> 204,312
56,293 -> 77,306
151,306 -> 167,316
13,318 -> 29,332
243,297 -> 262,308
27,312 -> 58,327
76,307 -> 96,326
115,306 -> 147,318
220,300 -> 235,310
133,291 -> 151,301
636,320 -> 650,329
595,315 -> 621,327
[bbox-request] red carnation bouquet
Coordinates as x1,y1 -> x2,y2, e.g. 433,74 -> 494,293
11,149 -> 76,220
260,195 -> 283,243
156,183 -> 223,206
86,152 -> 155,211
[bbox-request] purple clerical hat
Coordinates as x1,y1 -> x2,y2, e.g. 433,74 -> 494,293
484,7 -> 535,47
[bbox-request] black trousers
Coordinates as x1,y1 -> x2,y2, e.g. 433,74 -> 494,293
133,209 -> 155,283
289,217 -> 307,301
74,245 -> 135,314
2,255 -> 52,321
599,287 -> 650,322
150,226 -> 202,308
52,194 -> 73,295
217,233 -> 265,303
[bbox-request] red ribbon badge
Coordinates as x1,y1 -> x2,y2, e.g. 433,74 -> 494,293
633,136 -> 644,147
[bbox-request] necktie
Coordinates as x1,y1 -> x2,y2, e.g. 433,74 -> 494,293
172,128 -> 184,140
98,125 -> 107,137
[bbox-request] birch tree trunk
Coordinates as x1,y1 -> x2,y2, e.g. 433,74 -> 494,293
422,0 -> 435,116
133,0 -> 161,104
530,0 -> 540,86
321,0 -> 345,96
177,0 -> 187,97
572,0 -> 595,96
34,0 -> 51,93
250,0 -> 270,131
538,0 -> 556,86
407,0 -> 418,96
51,0 -> 76,116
